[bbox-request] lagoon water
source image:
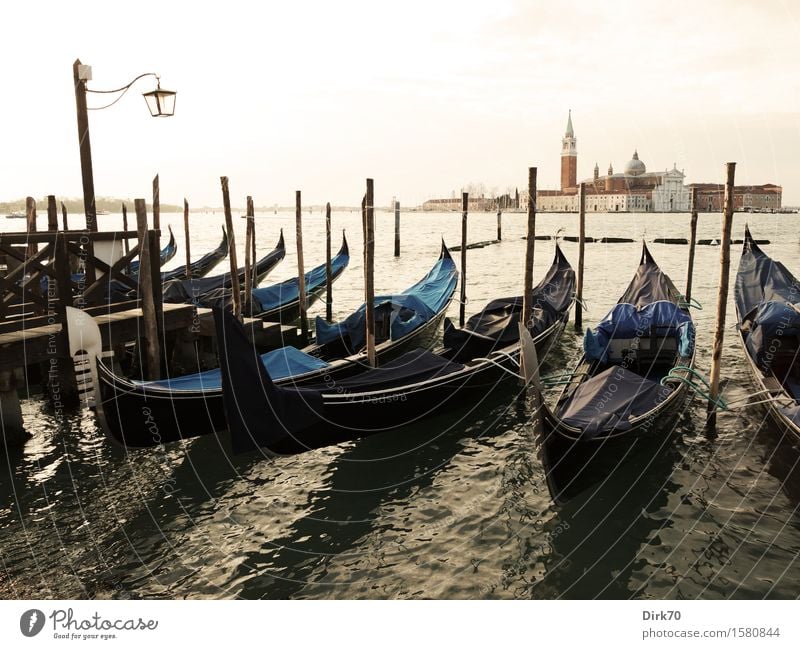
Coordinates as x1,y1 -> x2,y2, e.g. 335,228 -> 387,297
2,208 -> 800,599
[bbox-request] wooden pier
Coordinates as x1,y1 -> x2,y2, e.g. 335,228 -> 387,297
0,209 -> 299,448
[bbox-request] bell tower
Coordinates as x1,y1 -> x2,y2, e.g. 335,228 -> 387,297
560,110 -> 577,191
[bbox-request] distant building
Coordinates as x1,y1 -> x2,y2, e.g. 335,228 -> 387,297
536,112 -> 690,212
688,183 -> 782,212
422,196 -> 497,211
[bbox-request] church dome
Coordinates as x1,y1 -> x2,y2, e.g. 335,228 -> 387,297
624,150 -> 646,176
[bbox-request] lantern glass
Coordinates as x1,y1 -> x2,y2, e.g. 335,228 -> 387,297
142,87 -> 176,117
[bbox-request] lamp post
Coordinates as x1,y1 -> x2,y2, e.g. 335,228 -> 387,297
73,58 -> 176,232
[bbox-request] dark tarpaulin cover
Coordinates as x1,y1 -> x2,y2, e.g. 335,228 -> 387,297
743,301 -> 800,370
163,231 -> 286,306
584,301 -> 695,363
252,234 -> 349,315
617,243 -> 680,308
735,228 -> 800,320
215,308 -> 325,454
314,245 -> 458,351
557,366 -> 674,439
442,244 -> 575,356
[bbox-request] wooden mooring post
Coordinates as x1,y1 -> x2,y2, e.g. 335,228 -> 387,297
134,198 -> 164,380
296,190 -> 309,342
497,208 -> 502,241
47,196 -> 58,232
521,168 -> 537,326
61,201 -> 68,231
325,202 -> 333,322
520,167 -> 537,384
183,198 -> 191,278
394,199 -> 400,257
686,188 -> 699,303
220,177 -> 242,321
244,196 -> 254,316
122,203 -> 130,257
707,162 -> 736,430
459,192 -> 468,328
365,179 -> 376,367
575,182 -> 586,330
25,197 -> 37,258
152,173 -> 160,239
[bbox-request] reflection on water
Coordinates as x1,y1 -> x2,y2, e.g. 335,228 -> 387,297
2,210 -> 800,599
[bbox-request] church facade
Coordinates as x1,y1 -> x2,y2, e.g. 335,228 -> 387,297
537,113 -> 691,213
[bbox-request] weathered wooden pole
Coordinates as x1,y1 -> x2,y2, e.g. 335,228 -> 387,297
61,201 -> 68,231
521,168 -> 537,329
325,201 -> 333,322
244,196 -> 254,316
250,201 -> 256,289
220,177 -> 242,321
25,197 -> 37,258
47,196 -> 58,231
183,198 -> 191,279
364,179 -> 376,367
152,173 -> 160,233
134,198 -> 162,380
122,203 -> 130,256
459,192 -> 468,327
686,188 -> 699,303
296,190 -> 309,341
575,182 -> 586,330
73,58 -> 97,233
497,208 -> 502,241
707,162 -> 736,429
394,199 -> 400,257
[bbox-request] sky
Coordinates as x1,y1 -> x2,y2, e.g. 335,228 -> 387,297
3,0 -> 800,207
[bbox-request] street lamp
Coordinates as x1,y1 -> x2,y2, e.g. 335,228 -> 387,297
73,58 -> 176,232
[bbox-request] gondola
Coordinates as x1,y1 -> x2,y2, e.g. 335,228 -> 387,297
159,226 -> 228,282
128,225 -> 177,274
250,232 -> 349,323
216,243 -> 575,456
735,227 -> 800,439
537,243 -> 695,500
94,242 -> 457,446
161,231 -> 286,307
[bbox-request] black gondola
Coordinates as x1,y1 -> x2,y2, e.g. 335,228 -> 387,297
216,243 -> 575,456
536,243 -> 696,499
129,225 -> 177,274
160,226 -> 228,282
735,227 -> 800,439
161,231 -> 286,307
250,232 -> 349,323
95,242 -> 458,446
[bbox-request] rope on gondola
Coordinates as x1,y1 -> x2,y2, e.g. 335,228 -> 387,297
661,365 -> 728,410
676,295 -> 703,310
